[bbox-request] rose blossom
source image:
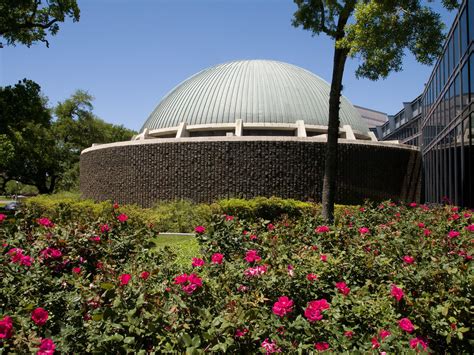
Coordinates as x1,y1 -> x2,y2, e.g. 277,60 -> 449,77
100,223 -> 110,233
89,236 -> 101,243
37,217 -> 54,228
448,230 -> 460,239
320,254 -> 327,262
40,247 -> 62,260
344,330 -> 354,338
272,296 -> 293,317
466,224 -> 474,232
244,265 -> 267,277
359,227 -> 370,234
194,225 -> 205,233
399,317 -> 415,333
245,249 -> 261,263
314,342 -> 329,351
261,338 -> 280,354
390,284 -> 404,302
417,222 -> 425,228
267,223 -> 275,231
119,273 -> 132,285
117,213 -> 128,223
0,213 -> 6,222
225,215 -> 234,221
336,281 -> 350,296
306,273 -> 318,282
113,202 -> 119,209
211,253 -> 224,264
304,299 -> 330,322
379,329 -> 391,340
72,267 -> 81,274
20,255 -> 33,266
0,315 -> 13,339
235,328 -> 248,338
174,273 -> 202,294
31,308 -> 49,326
403,255 -> 415,264
409,337 -> 428,351
37,338 -> 56,355
140,271 -> 150,280
191,257 -> 205,267
371,337 -> 380,349
8,248 -> 24,264
315,225 -> 330,233
423,228 -> 432,236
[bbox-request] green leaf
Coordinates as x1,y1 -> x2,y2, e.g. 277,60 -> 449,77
100,282 -> 115,290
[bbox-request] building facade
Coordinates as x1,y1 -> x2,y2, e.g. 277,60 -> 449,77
379,0 -> 474,207
354,105 -> 388,140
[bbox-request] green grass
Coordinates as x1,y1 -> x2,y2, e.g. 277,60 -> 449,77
150,234 -> 200,269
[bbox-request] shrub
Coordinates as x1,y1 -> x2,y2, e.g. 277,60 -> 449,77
0,201 -> 472,353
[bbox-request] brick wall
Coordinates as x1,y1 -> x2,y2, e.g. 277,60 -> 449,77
80,138 -> 421,207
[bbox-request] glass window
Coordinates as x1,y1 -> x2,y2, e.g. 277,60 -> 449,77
444,50 -> 449,84
448,37 -> 454,76
470,54 -> 474,102
454,24 -> 459,67
450,82 -> 455,122
470,0 -> 474,43
462,61 -> 469,107
455,74 -> 461,116
461,9 -> 468,56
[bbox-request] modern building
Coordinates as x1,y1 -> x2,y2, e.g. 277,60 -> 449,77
378,96 -> 423,147
354,105 -> 388,139
379,0 -> 473,207
80,60 -> 421,207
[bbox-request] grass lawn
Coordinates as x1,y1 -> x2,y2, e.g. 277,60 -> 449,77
150,234 -> 200,268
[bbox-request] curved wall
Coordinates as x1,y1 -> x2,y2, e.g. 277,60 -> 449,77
80,137 -> 421,207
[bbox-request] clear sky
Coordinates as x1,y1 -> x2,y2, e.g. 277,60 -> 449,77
0,0 -> 457,132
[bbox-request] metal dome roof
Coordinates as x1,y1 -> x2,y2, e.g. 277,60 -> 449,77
141,60 -> 369,134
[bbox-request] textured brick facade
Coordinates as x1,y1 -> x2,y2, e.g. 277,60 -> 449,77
80,138 -> 421,207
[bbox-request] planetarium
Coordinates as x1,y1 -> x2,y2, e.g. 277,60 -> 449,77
80,60 -> 421,206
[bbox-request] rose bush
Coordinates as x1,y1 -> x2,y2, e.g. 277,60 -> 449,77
0,201 -> 472,353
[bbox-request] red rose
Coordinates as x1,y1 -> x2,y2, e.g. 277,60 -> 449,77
315,225 -> 330,233
37,338 -> 56,355
0,315 -> 13,339
211,253 -> 224,264
119,273 -> 131,285
31,307 -> 49,326
117,214 -> 128,223
272,296 -> 293,317
194,226 -> 205,233
399,317 -> 415,333
390,284 -> 404,302
140,271 -> 150,280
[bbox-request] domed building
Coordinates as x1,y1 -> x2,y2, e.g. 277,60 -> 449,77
80,60 -> 421,206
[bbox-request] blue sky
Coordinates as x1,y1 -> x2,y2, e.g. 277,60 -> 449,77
1,0 -> 457,132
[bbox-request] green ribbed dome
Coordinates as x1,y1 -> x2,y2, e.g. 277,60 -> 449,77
141,60 -> 368,134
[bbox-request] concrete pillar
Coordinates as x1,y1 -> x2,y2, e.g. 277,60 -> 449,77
343,125 -> 356,140
176,122 -> 189,138
296,120 -> 307,137
235,119 -> 243,136
368,131 -> 378,142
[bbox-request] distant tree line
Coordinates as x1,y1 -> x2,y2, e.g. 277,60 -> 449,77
0,79 -> 136,194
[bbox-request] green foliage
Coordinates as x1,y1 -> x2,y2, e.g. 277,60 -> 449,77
0,201 -> 472,353
0,0 -> 80,48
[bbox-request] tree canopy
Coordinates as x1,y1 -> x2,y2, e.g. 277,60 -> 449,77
0,0 -> 80,48
292,0 -> 458,222
0,80 -> 136,194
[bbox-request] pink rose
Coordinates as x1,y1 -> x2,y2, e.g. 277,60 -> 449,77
37,338 -> 56,355
173,273 -> 202,294
267,223 -> 275,231
359,227 -> 370,234
225,215 -> 234,221
409,337 -> 428,351
417,222 -> 425,228
20,255 -> 33,266
89,236 -> 101,243
344,330 -> 354,338
336,281 -> 350,296
261,338 -> 280,354
72,267 -> 81,274
315,225 -> 330,234
371,337 -> 380,349
191,257 -> 205,267
272,296 -> 293,317
31,307 -> 49,326
306,273 -> 318,282
399,318 -> 415,333
0,315 -> 13,339
100,223 -> 110,233
8,248 -> 24,264
0,214 -> 7,222
119,273 -> 131,285
140,271 -> 150,280
37,217 -> 54,228
403,256 -> 415,264
423,228 -> 431,236
244,265 -> 267,277
390,284 -> 404,302
409,202 -> 417,207
314,342 -> 329,351
211,253 -> 224,264
194,226 -> 205,233
117,214 -> 128,223
466,224 -> 474,232
235,328 -> 248,338
304,299 -> 330,322
320,254 -> 327,262
379,329 -> 391,340
245,249 -> 261,263
448,230 -> 460,239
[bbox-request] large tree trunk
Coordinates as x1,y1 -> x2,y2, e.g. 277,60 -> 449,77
321,46 -> 349,223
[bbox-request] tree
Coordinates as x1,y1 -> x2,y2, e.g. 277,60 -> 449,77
0,0 -> 80,48
0,79 -> 61,193
53,90 -> 136,191
292,0 -> 458,222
